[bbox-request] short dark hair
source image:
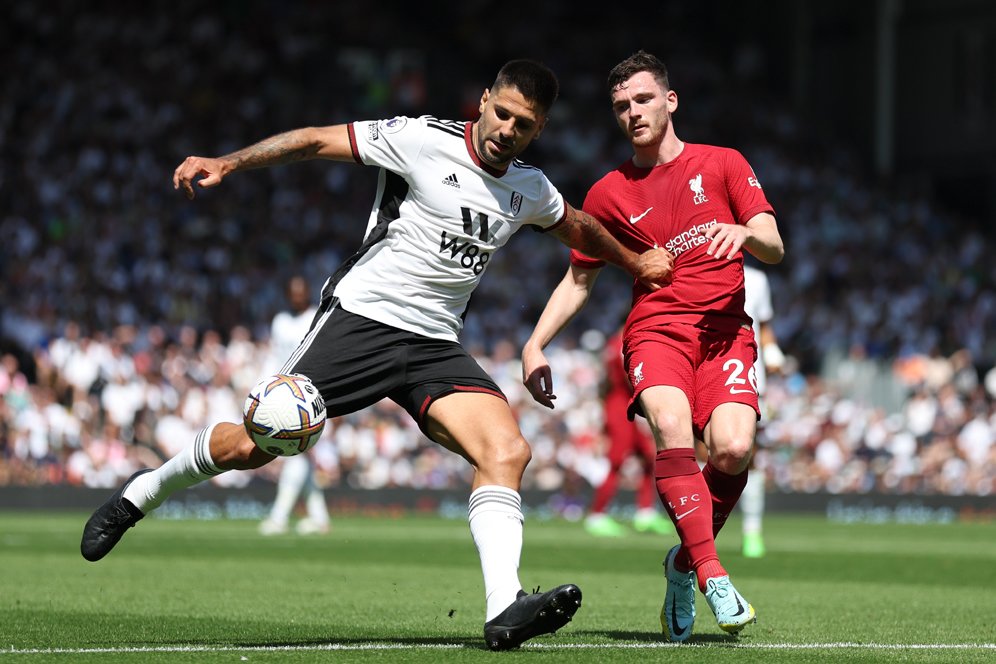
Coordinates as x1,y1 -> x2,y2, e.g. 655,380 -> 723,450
607,50 -> 670,93
492,59 -> 559,114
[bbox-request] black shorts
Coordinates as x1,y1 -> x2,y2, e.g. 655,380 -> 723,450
281,298 -> 505,433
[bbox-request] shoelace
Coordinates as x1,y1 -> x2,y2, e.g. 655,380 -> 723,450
706,578 -> 730,599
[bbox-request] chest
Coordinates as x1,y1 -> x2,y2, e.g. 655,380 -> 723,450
611,166 -> 732,237
406,156 -> 535,251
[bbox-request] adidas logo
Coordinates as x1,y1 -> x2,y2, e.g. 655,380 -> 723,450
442,173 -> 460,188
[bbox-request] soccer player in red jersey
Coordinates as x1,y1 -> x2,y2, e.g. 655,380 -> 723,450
585,328 -> 673,537
522,51 -> 784,640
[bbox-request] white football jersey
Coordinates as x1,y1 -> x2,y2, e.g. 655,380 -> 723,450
743,265 -> 774,394
268,307 -> 317,375
331,115 -> 566,341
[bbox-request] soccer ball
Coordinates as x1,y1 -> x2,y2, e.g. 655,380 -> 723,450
243,373 -> 326,456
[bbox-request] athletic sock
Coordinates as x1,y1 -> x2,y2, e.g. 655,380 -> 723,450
468,485 -> 524,622
702,461 -> 749,538
741,468 -> 764,536
123,425 -> 223,513
655,448 -> 726,587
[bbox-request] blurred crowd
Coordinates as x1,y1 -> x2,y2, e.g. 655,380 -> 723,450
1,327 -> 994,497
1,3 -> 993,495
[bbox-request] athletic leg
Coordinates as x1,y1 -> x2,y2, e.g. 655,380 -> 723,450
82,423 -> 273,561
424,391 -> 581,650
696,402 -> 756,541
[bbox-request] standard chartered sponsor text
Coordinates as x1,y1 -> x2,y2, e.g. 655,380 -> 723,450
664,219 -> 718,256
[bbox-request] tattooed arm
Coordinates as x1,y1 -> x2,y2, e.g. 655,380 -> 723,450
173,125 -> 352,199
548,203 -> 674,291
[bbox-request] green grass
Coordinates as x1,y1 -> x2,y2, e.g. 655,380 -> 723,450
1,511 -> 994,663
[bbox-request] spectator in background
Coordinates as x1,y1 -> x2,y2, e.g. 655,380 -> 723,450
584,327 -> 673,538
739,264 -> 786,558
258,275 -> 331,537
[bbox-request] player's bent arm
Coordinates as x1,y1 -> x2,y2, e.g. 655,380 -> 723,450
549,203 -> 672,290
742,213 -> 784,264
521,265 -> 601,408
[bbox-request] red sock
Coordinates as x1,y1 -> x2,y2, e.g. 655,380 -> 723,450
655,448 -> 726,588
590,463 -> 621,514
702,461 -> 749,538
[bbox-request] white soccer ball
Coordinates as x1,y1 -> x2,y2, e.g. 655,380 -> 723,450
243,373 -> 326,456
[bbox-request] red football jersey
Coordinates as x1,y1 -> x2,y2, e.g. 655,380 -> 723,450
572,143 -> 774,336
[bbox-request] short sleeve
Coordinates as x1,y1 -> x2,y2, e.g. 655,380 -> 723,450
349,116 -> 425,175
569,248 -> 605,269
530,175 -> 567,232
724,149 -> 775,225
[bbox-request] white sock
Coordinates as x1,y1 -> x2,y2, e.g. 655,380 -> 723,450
469,485 -> 524,621
123,425 -> 223,513
741,468 -> 765,535
268,454 -> 310,526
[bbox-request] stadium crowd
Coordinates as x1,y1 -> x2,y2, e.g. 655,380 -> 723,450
1,3 -> 993,496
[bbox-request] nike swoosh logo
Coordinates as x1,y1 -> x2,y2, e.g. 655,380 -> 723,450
732,593 -> 746,617
629,207 -> 653,224
674,505 -> 700,521
669,596 -> 687,637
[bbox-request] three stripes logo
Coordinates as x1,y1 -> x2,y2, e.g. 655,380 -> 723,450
442,173 -> 460,188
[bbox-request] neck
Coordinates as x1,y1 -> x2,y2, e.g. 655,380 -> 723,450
632,130 -> 684,168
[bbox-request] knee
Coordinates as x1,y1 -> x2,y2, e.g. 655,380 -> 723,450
648,411 -> 687,446
710,435 -> 754,474
488,434 -> 532,474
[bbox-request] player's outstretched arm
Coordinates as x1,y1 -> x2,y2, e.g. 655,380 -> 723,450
549,203 -> 673,290
173,125 -> 354,199
521,264 -> 601,409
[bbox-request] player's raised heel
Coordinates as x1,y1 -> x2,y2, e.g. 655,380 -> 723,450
704,575 -> 756,634
661,544 -> 696,642
483,583 -> 582,651
80,469 -> 151,562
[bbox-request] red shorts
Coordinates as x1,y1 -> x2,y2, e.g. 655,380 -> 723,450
623,322 -> 760,439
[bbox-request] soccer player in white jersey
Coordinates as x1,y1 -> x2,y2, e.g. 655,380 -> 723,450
80,60 -> 674,650
258,275 -> 331,537
740,264 -> 785,558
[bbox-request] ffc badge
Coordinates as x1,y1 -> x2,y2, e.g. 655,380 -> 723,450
509,191 -> 523,216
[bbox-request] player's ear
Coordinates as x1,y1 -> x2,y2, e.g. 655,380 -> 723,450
666,89 -> 678,113
479,88 -> 490,114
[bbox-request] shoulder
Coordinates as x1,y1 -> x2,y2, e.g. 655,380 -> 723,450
422,116 -> 465,138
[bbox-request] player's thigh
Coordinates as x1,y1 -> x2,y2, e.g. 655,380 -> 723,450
702,401 -> 757,453
637,385 -> 695,450
423,391 -> 529,470
697,328 -> 760,466
624,328 -> 697,449
702,402 -> 757,473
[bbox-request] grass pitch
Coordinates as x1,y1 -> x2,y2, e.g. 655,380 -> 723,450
1,509 -> 994,663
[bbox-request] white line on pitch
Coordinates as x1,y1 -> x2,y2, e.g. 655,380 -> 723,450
5,642 -> 996,654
